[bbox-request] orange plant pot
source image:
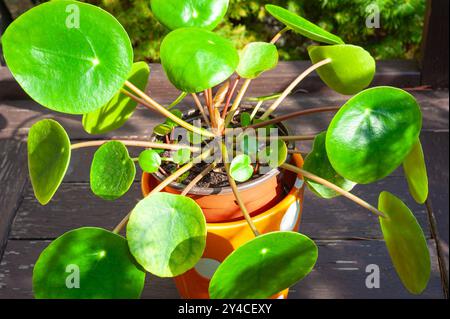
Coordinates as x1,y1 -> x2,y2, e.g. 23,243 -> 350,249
141,154 -> 305,299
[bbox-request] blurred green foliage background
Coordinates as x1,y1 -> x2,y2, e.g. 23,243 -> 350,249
9,0 -> 427,62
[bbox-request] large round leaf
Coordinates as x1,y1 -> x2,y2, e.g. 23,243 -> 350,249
304,132 -> 356,198
28,119 -> 71,205
160,28 -> 239,93
90,141 -> 136,200
378,192 -> 431,294
82,62 -> 150,134
150,0 -> 229,31
403,141 -> 429,204
236,42 -> 278,79
326,87 -> 422,184
127,193 -> 207,277
209,232 -> 318,299
265,5 -> 343,45
33,227 -> 145,299
308,45 -> 376,95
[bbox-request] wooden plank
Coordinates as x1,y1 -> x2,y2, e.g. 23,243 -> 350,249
10,174 -> 431,240
420,0 -> 449,88
0,90 -> 448,140
0,139 -> 27,260
0,239 -> 443,299
421,131 -> 449,288
290,240 -> 444,299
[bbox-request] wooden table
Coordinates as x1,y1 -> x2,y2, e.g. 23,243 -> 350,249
0,61 -> 448,299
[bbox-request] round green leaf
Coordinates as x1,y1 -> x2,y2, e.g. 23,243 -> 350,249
230,154 -> 254,182
28,119 -> 71,205
3,1 -> 133,114
127,193 -> 207,277
240,112 -> 252,127
209,232 -> 318,299
33,227 -> 145,299
82,62 -> 150,134
308,45 -> 376,95
378,192 -> 431,294
403,141 -> 429,204
173,148 -> 192,165
160,28 -> 239,93
259,140 -> 288,169
236,42 -> 278,79
90,141 -> 136,200
326,87 -> 422,184
265,5 -> 344,45
138,150 -> 162,174
304,132 -> 356,198
150,0 -> 229,31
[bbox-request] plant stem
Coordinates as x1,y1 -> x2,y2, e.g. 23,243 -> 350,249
181,162 -> 217,196
191,93 -> 211,127
124,81 -> 215,138
270,27 -> 290,44
281,163 -> 386,218
224,78 -> 252,129
247,106 -> 341,130
260,59 -> 332,120
222,77 -> 240,119
71,140 -> 200,152
120,88 -> 156,111
213,81 -> 230,109
250,101 -> 264,121
113,149 -> 213,234
221,143 -> 260,237
167,91 -> 188,110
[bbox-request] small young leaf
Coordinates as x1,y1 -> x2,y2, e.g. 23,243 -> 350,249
173,148 -> 192,165
326,87 -> 422,184
3,0 -> 133,114
236,42 -> 279,79
177,171 -> 191,184
82,62 -> 150,134
164,109 -> 183,129
403,141 -> 429,204
240,112 -> 252,127
308,45 -> 376,95
265,5 -> 344,45
378,192 -> 431,294
150,0 -> 229,31
127,193 -> 207,277
259,140 -> 288,169
153,124 -> 173,137
28,119 -> 71,205
230,154 -> 254,182
209,232 -> 318,299
160,28 -> 239,93
90,141 -> 136,200
304,132 -> 356,198
33,227 -> 145,299
138,150 -> 162,174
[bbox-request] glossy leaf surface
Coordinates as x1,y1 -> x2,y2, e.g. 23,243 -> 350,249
403,141 -> 429,204
236,42 -> 278,79
230,154 -> 254,182
139,150 -> 162,174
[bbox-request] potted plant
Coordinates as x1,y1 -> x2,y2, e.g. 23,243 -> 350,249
2,0 -> 430,299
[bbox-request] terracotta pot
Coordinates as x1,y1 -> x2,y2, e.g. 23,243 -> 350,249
141,153 -> 305,299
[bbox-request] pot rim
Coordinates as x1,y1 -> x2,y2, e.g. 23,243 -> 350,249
151,107 -> 294,196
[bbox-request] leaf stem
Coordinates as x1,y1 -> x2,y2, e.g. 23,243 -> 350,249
260,58 -> 332,120
281,163 -> 386,218
71,140 -> 200,152
270,27 -> 290,44
124,81 -> 215,138
191,93 -> 212,127
113,148 -> 214,234
222,77 -> 240,119
250,101 -> 264,121
247,106 -> 341,130
224,78 -> 252,129
181,161 -> 217,196
221,143 -> 260,237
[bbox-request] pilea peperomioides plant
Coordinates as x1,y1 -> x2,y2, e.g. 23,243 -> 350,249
3,0 -> 430,299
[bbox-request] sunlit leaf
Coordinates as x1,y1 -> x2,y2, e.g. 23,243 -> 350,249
153,124 -> 173,137
240,112 -> 252,127
33,227 -> 145,299
259,140 -> 288,169
127,193 -> 207,277
28,119 -> 71,205
139,150 -> 162,173
209,232 -> 318,299
230,154 -> 254,182
90,141 -> 136,200
3,0 -> 133,114
403,140 -> 429,204
236,42 -> 278,79
378,192 -> 431,294
173,148 -> 192,165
